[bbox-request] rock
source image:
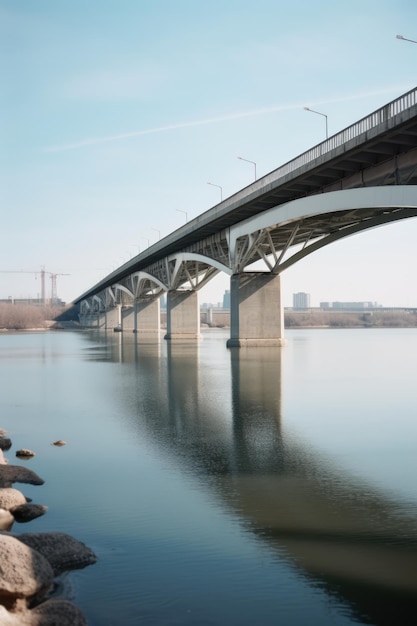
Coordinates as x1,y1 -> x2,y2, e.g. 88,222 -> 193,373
0,605 -> 28,626
10,504 -> 48,523
0,599 -> 88,626
0,533 -> 54,610
16,450 -> 36,459
0,508 -> 14,531
51,440 -> 66,447
0,437 -> 12,451
0,449 -> 7,465
0,465 -> 44,488
0,488 -> 27,511
15,532 -> 97,576
30,599 -> 88,625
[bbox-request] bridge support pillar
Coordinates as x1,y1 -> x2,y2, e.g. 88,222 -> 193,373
135,298 -> 161,336
227,273 -> 286,348
105,305 -> 121,330
165,290 -> 200,340
97,311 -> 106,328
121,306 -> 135,331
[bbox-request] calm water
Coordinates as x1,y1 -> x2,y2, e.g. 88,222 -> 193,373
1,328 -> 417,625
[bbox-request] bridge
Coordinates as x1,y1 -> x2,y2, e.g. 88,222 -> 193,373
75,87 -> 417,346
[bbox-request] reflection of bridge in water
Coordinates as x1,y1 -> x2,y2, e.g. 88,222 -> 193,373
86,330 -> 417,625
77,88 -> 417,348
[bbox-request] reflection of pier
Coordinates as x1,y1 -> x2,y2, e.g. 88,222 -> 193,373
84,331 -> 417,624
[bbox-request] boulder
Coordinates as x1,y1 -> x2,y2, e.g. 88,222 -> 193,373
0,437 -> 12,452
0,465 -> 44,488
11,504 -> 48,524
15,532 -> 97,576
15,450 -> 36,459
0,533 -> 54,610
0,599 -> 88,626
30,599 -> 88,625
0,605 -> 29,625
0,488 -> 27,511
0,508 -> 14,532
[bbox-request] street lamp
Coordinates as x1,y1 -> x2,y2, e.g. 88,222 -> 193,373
396,34 -> 417,44
304,106 -> 328,139
207,182 -> 223,201
176,209 -> 188,222
152,228 -> 161,241
237,156 -> 257,181
141,237 -> 150,248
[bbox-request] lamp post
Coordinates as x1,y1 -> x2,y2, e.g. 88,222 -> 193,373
152,228 -> 161,241
237,156 -> 257,181
396,34 -> 417,44
304,106 -> 328,139
176,209 -> 188,223
207,182 -> 223,201
141,237 -> 150,248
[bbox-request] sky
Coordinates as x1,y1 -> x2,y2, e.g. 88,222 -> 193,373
1,0 -> 417,308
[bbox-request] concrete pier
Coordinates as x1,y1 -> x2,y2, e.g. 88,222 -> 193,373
105,305 -> 121,330
227,273 -> 285,348
135,298 -> 161,335
121,306 -> 135,331
165,290 -> 200,340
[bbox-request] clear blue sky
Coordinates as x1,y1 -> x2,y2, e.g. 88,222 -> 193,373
1,0 -> 416,307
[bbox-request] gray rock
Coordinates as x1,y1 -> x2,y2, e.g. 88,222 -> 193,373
0,437 -> 12,451
11,504 -> 48,523
0,465 -> 45,488
30,599 -> 88,625
15,532 -> 97,576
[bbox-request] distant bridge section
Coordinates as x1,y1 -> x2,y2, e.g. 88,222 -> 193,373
75,87 -> 417,346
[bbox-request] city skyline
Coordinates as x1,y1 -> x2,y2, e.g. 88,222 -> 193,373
1,1 -> 417,308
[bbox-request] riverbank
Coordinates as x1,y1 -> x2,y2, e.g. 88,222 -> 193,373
284,309 -> 417,328
0,303 -> 72,331
1,302 -> 417,331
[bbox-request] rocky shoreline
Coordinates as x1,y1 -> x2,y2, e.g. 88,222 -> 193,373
0,430 -> 97,625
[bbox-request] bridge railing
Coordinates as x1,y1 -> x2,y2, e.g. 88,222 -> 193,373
269,86 -> 417,181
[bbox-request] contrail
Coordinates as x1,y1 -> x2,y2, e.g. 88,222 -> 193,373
44,84 -> 410,153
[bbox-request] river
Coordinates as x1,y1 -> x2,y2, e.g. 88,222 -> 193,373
1,327 -> 416,625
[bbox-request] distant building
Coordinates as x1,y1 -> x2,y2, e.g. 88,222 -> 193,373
320,301 -> 379,310
223,290 -> 230,308
293,292 -> 310,309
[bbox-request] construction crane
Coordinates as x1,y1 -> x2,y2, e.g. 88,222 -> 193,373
0,267 -> 70,305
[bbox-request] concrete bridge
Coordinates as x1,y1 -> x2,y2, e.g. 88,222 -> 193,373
75,87 -> 417,346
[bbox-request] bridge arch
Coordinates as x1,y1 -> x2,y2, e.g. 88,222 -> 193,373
229,186 -> 417,274
130,271 -> 167,297
166,252 -> 232,291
